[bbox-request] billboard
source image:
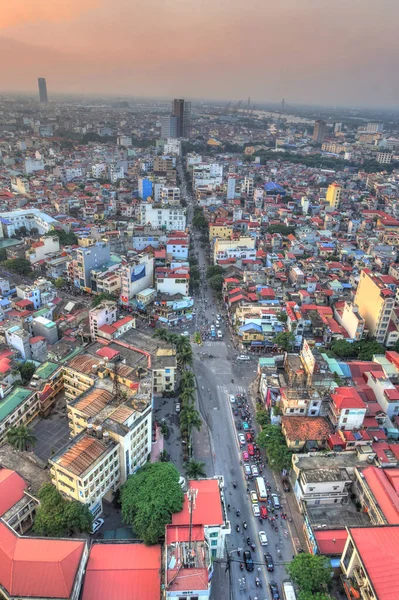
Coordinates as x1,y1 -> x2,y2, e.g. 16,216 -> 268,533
131,264 -> 146,283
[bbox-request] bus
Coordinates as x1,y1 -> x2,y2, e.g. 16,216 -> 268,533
255,477 -> 267,502
282,581 -> 297,600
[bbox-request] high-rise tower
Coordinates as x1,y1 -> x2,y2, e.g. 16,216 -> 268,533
172,99 -> 191,138
38,78 -> 48,103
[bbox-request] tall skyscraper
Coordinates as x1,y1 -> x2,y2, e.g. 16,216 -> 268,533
172,99 -> 191,138
312,119 -> 326,144
161,115 -> 178,139
38,78 -> 48,103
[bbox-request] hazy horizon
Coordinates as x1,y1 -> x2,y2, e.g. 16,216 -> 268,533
1,0 -> 399,109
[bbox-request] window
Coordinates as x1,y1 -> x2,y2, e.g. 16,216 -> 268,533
342,418 -> 348,424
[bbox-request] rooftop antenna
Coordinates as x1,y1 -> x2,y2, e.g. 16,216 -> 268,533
188,487 -> 198,553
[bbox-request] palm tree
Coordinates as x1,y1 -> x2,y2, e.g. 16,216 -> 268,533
180,405 -> 202,435
6,425 -> 36,451
175,336 -> 191,353
181,369 -> 195,389
153,328 -> 170,342
177,347 -> 193,369
185,459 -> 206,480
180,386 -> 195,406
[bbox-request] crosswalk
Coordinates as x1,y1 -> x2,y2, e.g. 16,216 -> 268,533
202,341 -> 225,347
217,384 -> 248,397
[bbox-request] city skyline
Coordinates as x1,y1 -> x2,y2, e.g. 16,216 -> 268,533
1,0 -> 398,108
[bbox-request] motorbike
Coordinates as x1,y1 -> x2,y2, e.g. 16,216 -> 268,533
255,577 -> 262,588
236,525 -> 240,533
246,537 -> 251,545
236,510 -> 240,517
251,543 -> 256,551
243,521 -> 247,529
239,563 -> 244,571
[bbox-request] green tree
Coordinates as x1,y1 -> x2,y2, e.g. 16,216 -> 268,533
180,386 -> 196,406
273,331 -> 295,351
206,265 -> 224,279
158,449 -> 169,462
153,327 -> 171,342
177,346 -> 193,369
180,404 -> 202,435
18,361 -> 36,384
277,311 -> 288,323
257,424 -> 292,472
45,229 -> 78,246
91,292 -> 115,307
298,593 -> 333,600
54,277 -> 65,289
2,258 -> 32,276
330,339 -> 358,359
256,409 -> 270,429
208,274 -> 224,293
181,369 -> 195,389
185,459 -> 206,479
194,331 -> 201,344
287,553 -> 332,596
175,336 -> 192,354
267,224 -> 295,236
6,425 -> 36,451
121,462 -> 184,544
33,483 -> 93,537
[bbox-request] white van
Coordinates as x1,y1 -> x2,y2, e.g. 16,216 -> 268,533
217,330 -> 222,339
282,581 -> 296,600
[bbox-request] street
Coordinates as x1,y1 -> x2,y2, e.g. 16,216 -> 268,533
180,170 -> 296,600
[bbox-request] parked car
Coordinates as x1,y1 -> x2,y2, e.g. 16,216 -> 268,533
90,518 -> 105,535
282,477 -> 291,492
242,451 -> 249,462
264,552 -> 274,571
242,422 -> 250,431
237,354 -> 250,361
251,464 -> 259,477
181,331 -> 189,337
246,432 -> 253,442
259,531 -> 268,546
238,433 -> 246,446
272,493 -> 281,509
243,550 -> 254,572
229,394 -> 235,403
250,491 -> 258,504
252,503 -> 260,517
269,581 -> 280,600
244,464 -> 252,476
260,506 -> 268,519
217,330 -> 222,339
247,443 -> 254,456
175,403 -> 181,413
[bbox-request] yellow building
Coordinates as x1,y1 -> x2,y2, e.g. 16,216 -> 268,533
209,224 -> 233,240
326,182 -> 342,208
63,356 -> 97,401
50,431 -> 120,518
67,388 -> 114,438
354,269 -> 395,343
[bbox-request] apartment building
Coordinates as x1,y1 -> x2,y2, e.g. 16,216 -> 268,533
15,284 -> 41,309
213,237 -> 256,265
280,388 -> 323,417
76,240 -> 111,291
160,187 -> 180,204
155,266 -> 190,296
50,430 -> 120,518
138,203 -> 186,231
327,388 -> 367,431
209,223 -> 233,240
120,254 -> 154,306
341,526 -> 397,600
354,269 -> 397,343
25,236 -> 60,264
376,151 -> 392,164
63,355 -> 97,402
326,182 -> 342,208
337,302 -> 366,341
89,300 -> 118,341
0,387 -> 39,442
1,209 -> 59,236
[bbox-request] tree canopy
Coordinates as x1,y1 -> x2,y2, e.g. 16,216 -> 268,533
331,339 -> 384,361
208,274 -> 224,293
18,361 -> 36,384
1,258 -> 32,276
91,292 -> 115,307
45,229 -> 78,246
6,425 -> 36,452
273,331 -> 295,351
257,424 -> 292,472
33,483 -> 93,537
287,553 -> 332,598
121,462 -> 184,544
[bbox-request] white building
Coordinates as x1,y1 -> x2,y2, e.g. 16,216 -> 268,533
227,176 -> 237,200
365,372 -> 399,420
243,176 -> 254,197
155,267 -> 190,296
10,176 -> 30,196
117,135 -> 132,147
164,138 -> 181,155
25,236 -> 60,264
109,164 -> 125,183
376,152 -> 392,164
192,163 -> 223,189
89,301 -> 118,341
5,326 -> 32,360
16,284 -> 41,309
91,163 -> 107,179
336,302 -> 365,341
139,203 -> 186,231
120,254 -> 154,306
160,187 -> 180,204
24,158 -> 44,174
1,209 -> 60,237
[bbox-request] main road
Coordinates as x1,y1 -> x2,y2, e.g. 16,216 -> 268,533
181,177 -> 295,599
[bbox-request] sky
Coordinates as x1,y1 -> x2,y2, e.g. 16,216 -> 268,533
1,0 -> 398,107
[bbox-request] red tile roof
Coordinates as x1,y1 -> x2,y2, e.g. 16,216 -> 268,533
0,522 -> 85,598
96,347 -> 120,360
172,479 -> 223,527
82,543 -> 161,600
361,466 -> 399,524
0,470 -> 26,516
331,387 -> 366,411
350,526 -> 399,600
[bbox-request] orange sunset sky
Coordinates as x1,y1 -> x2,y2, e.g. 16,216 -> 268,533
1,0 -> 398,107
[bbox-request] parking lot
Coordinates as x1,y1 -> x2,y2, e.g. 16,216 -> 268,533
32,413 -> 70,462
